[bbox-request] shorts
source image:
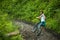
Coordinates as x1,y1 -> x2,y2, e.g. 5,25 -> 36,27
40,21 -> 45,27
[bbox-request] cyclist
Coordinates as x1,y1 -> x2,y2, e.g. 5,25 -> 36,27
32,10 -> 46,36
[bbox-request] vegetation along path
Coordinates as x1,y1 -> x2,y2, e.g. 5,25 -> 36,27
14,20 -> 58,40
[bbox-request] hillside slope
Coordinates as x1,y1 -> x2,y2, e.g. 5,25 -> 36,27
14,20 -> 59,40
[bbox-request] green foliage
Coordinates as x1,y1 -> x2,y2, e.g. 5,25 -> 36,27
0,10 -> 23,40
46,18 -> 57,30
10,35 -> 23,40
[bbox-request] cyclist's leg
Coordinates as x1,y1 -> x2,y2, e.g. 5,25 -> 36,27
41,26 -> 46,33
40,22 -> 46,34
41,22 -> 46,32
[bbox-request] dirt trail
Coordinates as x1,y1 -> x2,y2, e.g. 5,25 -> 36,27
14,21 -> 58,40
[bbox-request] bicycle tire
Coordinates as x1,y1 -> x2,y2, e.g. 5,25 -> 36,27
35,27 -> 42,36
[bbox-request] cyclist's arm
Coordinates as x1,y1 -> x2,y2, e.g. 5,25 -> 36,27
36,15 -> 41,19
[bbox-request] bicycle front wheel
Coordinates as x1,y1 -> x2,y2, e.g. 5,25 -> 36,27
35,27 -> 42,36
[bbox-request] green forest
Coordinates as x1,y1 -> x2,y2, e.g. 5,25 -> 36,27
0,0 -> 60,40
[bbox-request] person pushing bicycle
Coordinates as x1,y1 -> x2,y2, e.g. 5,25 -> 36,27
32,10 -> 46,36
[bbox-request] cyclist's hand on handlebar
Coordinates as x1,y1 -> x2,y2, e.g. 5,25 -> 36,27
36,17 -> 39,18
36,17 -> 40,19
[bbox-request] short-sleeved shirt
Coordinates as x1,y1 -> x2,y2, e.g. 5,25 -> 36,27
40,14 -> 45,22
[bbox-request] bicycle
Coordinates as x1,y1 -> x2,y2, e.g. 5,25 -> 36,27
32,22 -> 42,36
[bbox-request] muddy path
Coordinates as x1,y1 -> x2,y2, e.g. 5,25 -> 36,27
14,20 -> 58,40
